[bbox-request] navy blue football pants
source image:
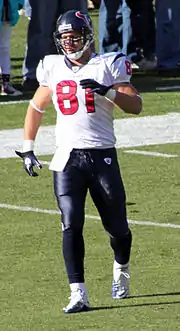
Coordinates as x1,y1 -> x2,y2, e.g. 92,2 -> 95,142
53,148 -> 132,283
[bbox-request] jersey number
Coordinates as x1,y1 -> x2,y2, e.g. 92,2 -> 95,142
56,80 -> 95,115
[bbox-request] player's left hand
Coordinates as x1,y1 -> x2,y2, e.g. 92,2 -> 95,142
80,79 -> 112,96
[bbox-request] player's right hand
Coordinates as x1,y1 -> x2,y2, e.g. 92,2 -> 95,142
15,150 -> 42,177
80,79 -> 112,96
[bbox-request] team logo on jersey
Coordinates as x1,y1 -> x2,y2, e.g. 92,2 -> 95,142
104,158 -> 112,165
75,11 -> 91,30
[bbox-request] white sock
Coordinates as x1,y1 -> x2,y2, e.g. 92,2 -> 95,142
70,282 -> 87,294
113,261 -> 129,282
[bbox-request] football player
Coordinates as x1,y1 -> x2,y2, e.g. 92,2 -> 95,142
16,10 -> 142,314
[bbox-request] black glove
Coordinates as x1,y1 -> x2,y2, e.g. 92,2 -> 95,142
80,79 -> 112,96
15,150 -> 42,177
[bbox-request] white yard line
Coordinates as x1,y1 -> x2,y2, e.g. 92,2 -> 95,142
16,159 -> 50,165
0,203 -> 180,229
124,150 -> 179,158
156,86 -> 180,91
38,160 -> 50,165
0,99 -> 30,105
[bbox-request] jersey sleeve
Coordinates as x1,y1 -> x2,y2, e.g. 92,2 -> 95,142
105,53 -> 132,85
36,57 -> 49,87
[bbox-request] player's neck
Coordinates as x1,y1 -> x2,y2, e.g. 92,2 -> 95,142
70,49 -> 93,66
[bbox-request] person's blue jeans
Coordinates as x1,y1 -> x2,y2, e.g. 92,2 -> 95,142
99,0 -> 131,54
156,0 -> 180,68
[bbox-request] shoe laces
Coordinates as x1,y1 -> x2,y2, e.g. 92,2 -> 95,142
121,271 -> 130,278
113,271 -> 130,288
67,289 -> 86,306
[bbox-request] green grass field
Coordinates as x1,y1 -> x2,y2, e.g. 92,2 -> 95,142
0,11 -> 180,331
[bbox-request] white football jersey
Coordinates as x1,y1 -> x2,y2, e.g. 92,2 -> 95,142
36,52 -> 132,171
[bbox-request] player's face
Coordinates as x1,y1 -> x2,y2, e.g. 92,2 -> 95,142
60,31 -> 84,55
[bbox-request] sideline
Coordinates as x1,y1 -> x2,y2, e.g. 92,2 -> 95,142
1,112 -> 180,159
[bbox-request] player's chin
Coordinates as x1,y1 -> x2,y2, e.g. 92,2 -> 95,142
65,48 -> 75,54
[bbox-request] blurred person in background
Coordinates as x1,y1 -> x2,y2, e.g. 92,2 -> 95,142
22,0 -> 88,92
24,0 -> 31,19
156,0 -> 180,70
99,0 -> 156,70
99,0 -> 132,56
0,0 -> 24,96
127,0 -> 156,70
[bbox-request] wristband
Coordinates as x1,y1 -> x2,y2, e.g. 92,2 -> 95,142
105,89 -> 116,102
30,99 -> 45,113
23,140 -> 34,152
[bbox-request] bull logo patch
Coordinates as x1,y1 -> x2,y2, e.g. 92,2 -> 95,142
75,11 -> 92,30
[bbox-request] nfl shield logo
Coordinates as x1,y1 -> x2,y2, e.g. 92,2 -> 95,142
104,158 -> 112,165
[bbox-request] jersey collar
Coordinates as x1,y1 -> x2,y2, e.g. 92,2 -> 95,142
64,53 -> 97,71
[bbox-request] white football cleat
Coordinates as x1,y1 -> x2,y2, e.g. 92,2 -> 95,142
112,262 -> 130,299
63,289 -> 90,314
